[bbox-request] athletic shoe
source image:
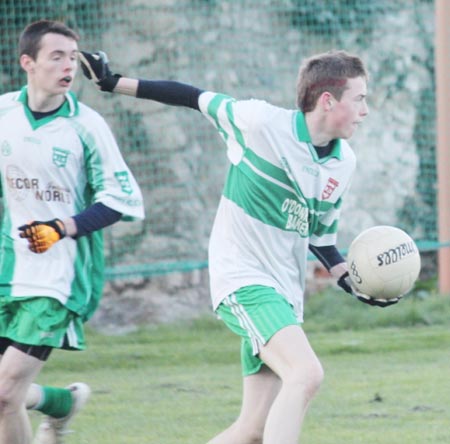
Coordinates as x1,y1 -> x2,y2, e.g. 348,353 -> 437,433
33,382 -> 91,444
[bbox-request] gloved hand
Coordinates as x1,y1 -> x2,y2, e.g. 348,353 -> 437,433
18,219 -> 66,254
78,50 -> 121,92
337,272 -> 400,307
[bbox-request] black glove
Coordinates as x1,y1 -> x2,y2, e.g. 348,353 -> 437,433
18,219 -> 66,254
337,272 -> 400,307
78,50 -> 121,92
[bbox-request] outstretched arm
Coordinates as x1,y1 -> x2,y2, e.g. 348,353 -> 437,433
79,51 -> 203,110
18,203 -> 122,253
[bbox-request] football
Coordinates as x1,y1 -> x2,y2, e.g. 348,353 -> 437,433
346,225 -> 421,299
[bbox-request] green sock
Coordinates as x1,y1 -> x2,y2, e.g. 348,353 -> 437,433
35,386 -> 73,418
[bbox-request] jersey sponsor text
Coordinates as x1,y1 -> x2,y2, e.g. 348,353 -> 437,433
281,198 -> 308,236
35,184 -> 71,204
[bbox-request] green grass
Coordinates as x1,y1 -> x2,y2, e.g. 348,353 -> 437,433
32,289 -> 450,443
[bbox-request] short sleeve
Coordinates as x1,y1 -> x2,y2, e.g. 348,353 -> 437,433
72,111 -> 145,221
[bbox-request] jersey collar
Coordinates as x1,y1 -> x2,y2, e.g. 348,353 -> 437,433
17,86 -> 79,130
293,111 -> 343,162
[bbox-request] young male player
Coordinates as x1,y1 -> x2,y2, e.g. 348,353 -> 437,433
0,21 -> 144,444
80,49 -> 399,444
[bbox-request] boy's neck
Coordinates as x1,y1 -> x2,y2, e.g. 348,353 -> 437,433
304,112 -> 333,147
26,85 -> 66,113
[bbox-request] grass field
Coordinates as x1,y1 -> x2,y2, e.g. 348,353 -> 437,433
32,286 -> 450,443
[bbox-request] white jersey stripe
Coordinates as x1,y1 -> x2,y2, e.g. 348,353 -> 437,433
224,294 -> 265,353
242,157 -> 296,194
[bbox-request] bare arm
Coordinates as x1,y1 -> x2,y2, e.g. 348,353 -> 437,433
113,77 -> 139,96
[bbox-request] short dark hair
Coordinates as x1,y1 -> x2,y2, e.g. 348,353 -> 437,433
19,20 -> 79,60
296,50 -> 368,112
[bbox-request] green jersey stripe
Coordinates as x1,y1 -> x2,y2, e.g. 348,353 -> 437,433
71,121 -> 106,195
224,156 -> 340,237
314,219 -> 339,236
225,100 -> 247,151
207,93 -> 232,141
224,163 -> 310,236
244,148 -> 290,185
0,208 -> 14,295
223,164 -> 294,231
242,157 -> 296,194
242,149 -> 336,213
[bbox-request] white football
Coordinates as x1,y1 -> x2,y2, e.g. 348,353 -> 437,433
346,225 -> 421,299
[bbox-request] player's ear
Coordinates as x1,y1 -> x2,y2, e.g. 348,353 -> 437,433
20,54 -> 35,73
320,92 -> 334,111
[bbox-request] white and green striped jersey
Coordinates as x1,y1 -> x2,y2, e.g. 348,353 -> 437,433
199,92 -> 356,321
0,87 -> 144,320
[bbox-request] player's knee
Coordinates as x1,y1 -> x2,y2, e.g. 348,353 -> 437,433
284,359 -> 324,400
239,427 -> 264,444
227,418 -> 264,444
309,361 -> 325,396
249,418 -> 267,443
0,386 -> 20,415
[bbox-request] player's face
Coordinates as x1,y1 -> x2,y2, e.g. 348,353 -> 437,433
329,76 -> 369,139
29,33 -> 78,96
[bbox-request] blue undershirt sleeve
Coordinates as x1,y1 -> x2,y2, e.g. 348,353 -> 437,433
308,244 -> 345,271
72,202 -> 122,238
136,80 -> 203,110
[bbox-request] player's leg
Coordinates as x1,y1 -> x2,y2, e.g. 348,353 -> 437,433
210,326 -> 323,444
207,365 -> 281,444
0,344 -> 89,444
26,300 -> 90,444
0,297 -> 90,443
32,382 -> 91,444
27,382 -> 89,417
208,286 -> 311,444
0,345 -> 45,444
26,384 -> 43,409
259,324 -> 323,444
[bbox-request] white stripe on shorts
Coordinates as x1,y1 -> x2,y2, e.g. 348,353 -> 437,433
224,294 -> 265,355
65,320 -> 79,349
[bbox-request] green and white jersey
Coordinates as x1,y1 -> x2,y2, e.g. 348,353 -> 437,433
0,87 -> 144,320
199,92 -> 356,321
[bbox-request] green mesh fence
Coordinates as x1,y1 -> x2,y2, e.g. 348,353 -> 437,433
0,0 -> 440,280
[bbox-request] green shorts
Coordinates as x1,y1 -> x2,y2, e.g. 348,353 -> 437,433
216,285 -> 299,376
0,296 -> 86,351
